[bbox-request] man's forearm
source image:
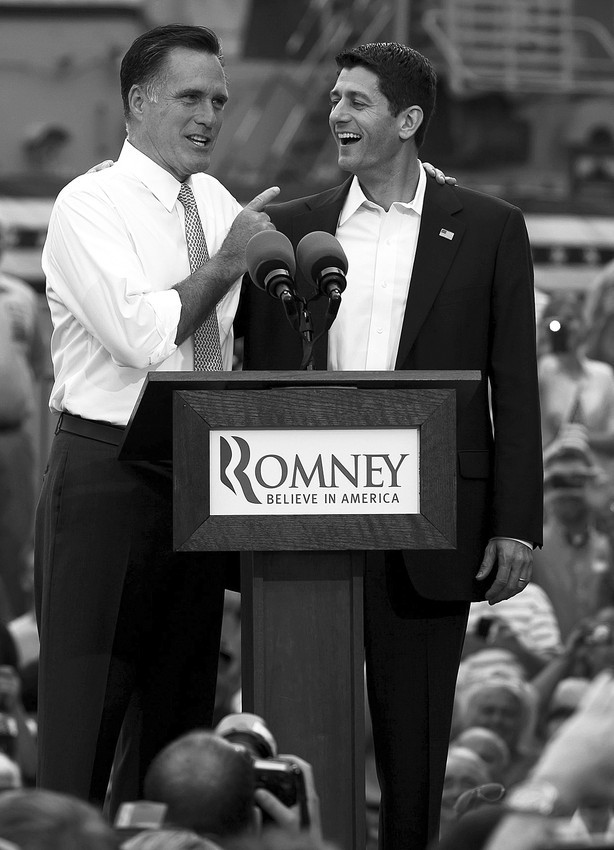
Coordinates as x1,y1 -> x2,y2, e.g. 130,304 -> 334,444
173,252 -> 242,346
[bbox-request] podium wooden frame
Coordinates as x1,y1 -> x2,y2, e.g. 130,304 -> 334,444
119,369 -> 480,850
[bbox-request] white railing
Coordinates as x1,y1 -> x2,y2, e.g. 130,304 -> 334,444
422,0 -> 614,95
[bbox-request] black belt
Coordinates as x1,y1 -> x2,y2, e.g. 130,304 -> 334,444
56,412 -> 125,447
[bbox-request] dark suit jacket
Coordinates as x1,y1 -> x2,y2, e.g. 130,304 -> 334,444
237,177 -> 543,601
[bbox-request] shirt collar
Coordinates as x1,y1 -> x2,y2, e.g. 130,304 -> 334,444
117,140 -> 186,212
338,159 -> 427,226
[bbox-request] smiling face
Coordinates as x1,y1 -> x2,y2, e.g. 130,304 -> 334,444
465,688 -> 525,751
328,65 -> 419,184
128,46 -> 228,181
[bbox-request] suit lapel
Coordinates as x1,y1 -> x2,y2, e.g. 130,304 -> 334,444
395,181 -> 465,368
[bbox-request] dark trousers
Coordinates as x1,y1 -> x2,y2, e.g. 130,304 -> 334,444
34,429 -> 229,815
364,552 -> 469,850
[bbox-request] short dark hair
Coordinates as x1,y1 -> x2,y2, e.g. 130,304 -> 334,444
144,731 -> 255,839
120,24 -> 223,120
335,42 -> 437,148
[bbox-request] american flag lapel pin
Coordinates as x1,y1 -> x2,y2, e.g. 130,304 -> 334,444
439,228 -> 454,240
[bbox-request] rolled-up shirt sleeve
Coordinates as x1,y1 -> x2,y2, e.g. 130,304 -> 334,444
44,186 -> 181,370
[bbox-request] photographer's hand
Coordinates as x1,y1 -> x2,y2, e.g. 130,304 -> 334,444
254,755 -> 322,840
254,788 -> 299,832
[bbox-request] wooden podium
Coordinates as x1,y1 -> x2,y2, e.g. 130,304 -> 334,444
119,369 -> 479,850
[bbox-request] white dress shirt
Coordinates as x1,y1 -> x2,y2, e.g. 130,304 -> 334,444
328,164 -> 426,371
42,140 -> 243,426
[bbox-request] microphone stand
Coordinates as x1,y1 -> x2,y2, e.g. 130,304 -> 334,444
322,289 -> 342,328
293,292 -> 344,371
298,303 -> 315,371
271,283 -> 344,372
278,292 -> 314,370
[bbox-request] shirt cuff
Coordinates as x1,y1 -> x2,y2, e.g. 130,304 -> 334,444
490,536 -> 533,550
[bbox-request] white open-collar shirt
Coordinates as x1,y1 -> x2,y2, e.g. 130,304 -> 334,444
42,140 -> 243,426
328,163 -> 426,371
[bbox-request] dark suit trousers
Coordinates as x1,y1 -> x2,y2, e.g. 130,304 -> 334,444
364,552 -> 469,850
34,429 -> 228,814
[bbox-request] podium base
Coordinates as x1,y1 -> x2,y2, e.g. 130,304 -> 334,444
241,550 -> 366,850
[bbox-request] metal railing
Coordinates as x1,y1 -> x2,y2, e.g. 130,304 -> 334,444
422,0 -> 614,95
221,0 -> 396,193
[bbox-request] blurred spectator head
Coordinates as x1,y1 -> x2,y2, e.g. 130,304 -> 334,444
543,676 -> 590,742
143,730 -> 256,840
440,746 -> 491,837
0,789 -> 117,850
456,649 -> 527,691
543,427 -> 603,517
122,829 -> 218,850
228,829 -> 339,850
454,677 -> 538,756
452,651 -> 528,740
585,260 -> 614,368
539,290 -> 587,357
452,727 -> 510,783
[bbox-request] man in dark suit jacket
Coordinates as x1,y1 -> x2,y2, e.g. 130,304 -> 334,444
237,42 -> 543,850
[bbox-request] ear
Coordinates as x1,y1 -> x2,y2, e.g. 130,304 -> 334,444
127,84 -> 147,122
399,105 -> 424,142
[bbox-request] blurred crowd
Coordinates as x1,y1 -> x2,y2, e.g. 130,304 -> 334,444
4,209 -> 614,849
435,257 -> 614,846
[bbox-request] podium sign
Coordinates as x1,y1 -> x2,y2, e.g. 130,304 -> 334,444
209,426 -> 420,516
171,382 -> 457,552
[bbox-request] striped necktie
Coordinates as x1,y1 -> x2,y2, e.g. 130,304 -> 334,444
178,182 -> 223,370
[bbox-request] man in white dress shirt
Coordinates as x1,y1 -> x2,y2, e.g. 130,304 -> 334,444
35,24 -> 278,814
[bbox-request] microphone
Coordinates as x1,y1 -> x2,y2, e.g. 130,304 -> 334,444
246,231 -> 297,302
296,231 -> 348,299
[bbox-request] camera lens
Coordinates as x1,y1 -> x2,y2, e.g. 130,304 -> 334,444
214,713 -> 278,759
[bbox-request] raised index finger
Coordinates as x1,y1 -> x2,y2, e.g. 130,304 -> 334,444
245,185 -> 281,211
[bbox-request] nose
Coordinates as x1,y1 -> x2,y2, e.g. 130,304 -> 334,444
330,99 -> 348,123
194,100 -> 217,127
